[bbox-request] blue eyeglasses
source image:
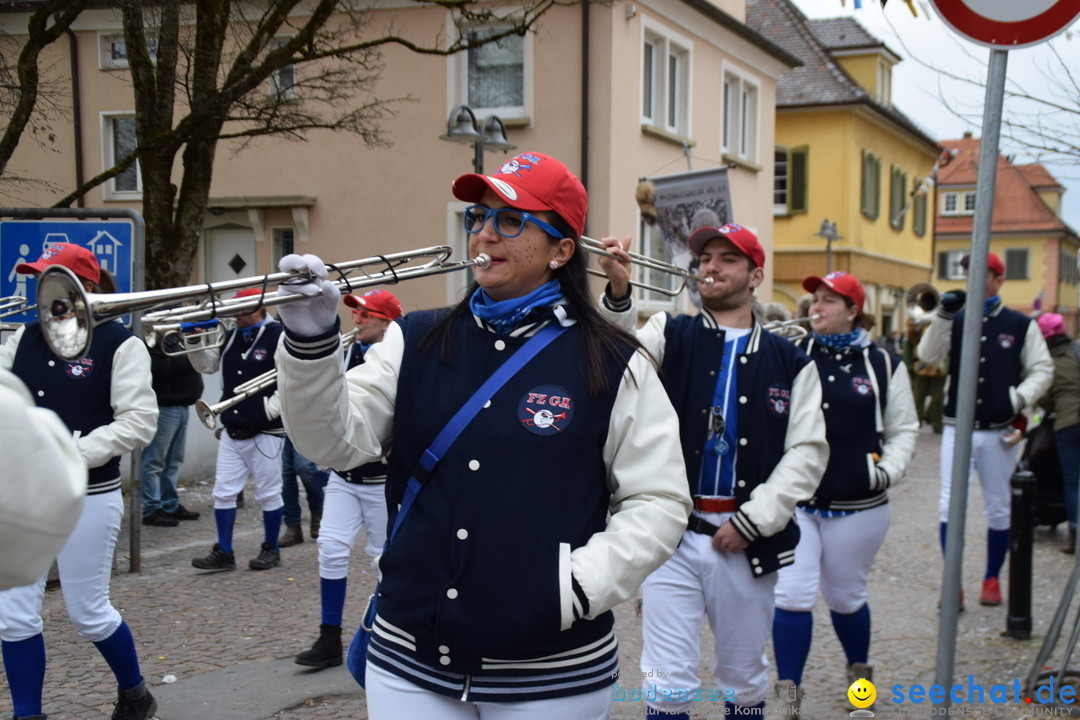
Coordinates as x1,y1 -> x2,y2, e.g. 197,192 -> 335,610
463,205 -> 563,239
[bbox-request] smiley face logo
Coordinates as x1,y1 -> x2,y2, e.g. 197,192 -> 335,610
847,677 -> 876,709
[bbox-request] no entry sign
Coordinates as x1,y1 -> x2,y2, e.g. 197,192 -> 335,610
930,0 -> 1080,49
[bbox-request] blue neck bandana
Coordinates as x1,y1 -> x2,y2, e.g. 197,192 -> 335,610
469,280 -> 565,335
985,295 -> 1000,315
813,330 -> 860,349
239,319 -> 265,342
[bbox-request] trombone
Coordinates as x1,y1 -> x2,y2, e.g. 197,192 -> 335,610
579,236 -> 714,297
35,245 -> 490,361
762,315 -> 817,339
0,296 -> 35,319
195,333 -> 357,430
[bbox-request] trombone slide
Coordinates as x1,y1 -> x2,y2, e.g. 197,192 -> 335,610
579,236 -> 713,297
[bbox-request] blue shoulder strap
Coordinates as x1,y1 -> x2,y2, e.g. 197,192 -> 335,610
387,321 -> 568,543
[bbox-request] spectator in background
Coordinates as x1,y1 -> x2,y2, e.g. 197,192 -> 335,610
1036,313 -> 1080,554
141,332 -> 204,527
278,438 -> 325,547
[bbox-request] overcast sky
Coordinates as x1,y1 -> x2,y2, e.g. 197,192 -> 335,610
788,0 -> 1080,231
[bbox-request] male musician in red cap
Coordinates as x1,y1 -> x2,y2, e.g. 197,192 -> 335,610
1,243 -> 160,720
189,288 -> 287,571
597,224 -> 827,718
294,288 -> 401,671
918,252 -> 1052,607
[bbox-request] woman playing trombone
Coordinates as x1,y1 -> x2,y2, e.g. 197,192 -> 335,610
770,271 -> 917,718
273,151 -> 690,719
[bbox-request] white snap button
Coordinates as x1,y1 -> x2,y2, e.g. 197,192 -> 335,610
822,402 -> 830,409
739,438 -> 747,446
439,656 -> 451,665
468,459 -> 480,471
446,588 -> 458,599
37,390 -> 45,397
483,400 -> 491,409
494,339 -> 506,351
739,396 -> 747,404
48,360 -> 55,367
457,529 -> 468,540
439,645 -> 450,653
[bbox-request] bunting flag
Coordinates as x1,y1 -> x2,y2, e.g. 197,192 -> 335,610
891,148 -> 958,227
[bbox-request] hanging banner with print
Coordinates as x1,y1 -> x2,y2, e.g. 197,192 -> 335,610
639,166 -> 732,307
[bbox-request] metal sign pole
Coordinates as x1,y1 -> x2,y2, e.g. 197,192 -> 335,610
934,47 -> 1009,699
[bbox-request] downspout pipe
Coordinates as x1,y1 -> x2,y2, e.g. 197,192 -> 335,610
63,20 -> 85,207
580,0 -> 589,192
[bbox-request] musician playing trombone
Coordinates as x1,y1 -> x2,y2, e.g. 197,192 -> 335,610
596,222 -> 827,719
188,288 -> 287,573
0,243 -> 159,720
272,151 -> 690,718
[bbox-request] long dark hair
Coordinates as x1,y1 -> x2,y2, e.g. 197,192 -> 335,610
421,215 -> 650,396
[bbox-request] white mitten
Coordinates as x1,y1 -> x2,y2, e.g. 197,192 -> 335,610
275,253 -> 340,336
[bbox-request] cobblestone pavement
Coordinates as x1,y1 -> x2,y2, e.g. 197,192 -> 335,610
2,426 -> 1078,719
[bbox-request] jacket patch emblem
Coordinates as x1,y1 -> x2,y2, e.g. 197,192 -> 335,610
519,385 -> 573,436
852,377 -> 873,396
252,348 -> 268,361
64,358 -> 94,379
998,333 -> 1015,350
768,386 -> 791,416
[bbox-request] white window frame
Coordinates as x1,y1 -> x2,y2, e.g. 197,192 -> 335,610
876,60 -> 891,105
721,65 -> 760,164
269,35 -> 297,101
101,112 -> 141,200
635,219 -> 680,313
98,31 -> 157,70
938,250 -> 966,281
449,18 -> 532,121
941,190 -> 976,216
640,20 -> 692,137
774,148 -> 789,215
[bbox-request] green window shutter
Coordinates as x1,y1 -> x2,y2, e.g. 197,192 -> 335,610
873,156 -> 881,219
789,146 -> 809,214
861,150 -> 870,217
913,177 -> 927,237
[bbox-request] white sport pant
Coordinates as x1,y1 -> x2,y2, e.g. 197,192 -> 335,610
364,660 -> 612,719
639,511 -> 776,713
318,474 -> 388,577
775,505 -> 890,614
0,492 -> 124,643
939,425 -> 1018,530
213,433 -> 284,511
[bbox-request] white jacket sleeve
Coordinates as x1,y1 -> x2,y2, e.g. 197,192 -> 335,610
874,360 -> 919,489
276,323 -> 401,470
735,361 -> 828,540
572,349 -> 691,621
0,324 -> 24,370
78,334 -> 158,468
0,369 -> 87,591
917,311 -> 952,366
1015,320 -> 1054,411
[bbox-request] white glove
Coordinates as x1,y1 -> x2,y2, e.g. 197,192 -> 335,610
275,253 -> 340,337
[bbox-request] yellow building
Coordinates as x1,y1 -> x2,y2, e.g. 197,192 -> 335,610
746,0 -> 941,337
935,133 -> 1080,333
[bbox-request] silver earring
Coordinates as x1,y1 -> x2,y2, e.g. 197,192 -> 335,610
549,260 -> 559,269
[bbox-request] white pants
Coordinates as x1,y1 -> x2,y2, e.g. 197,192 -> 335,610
0,492 -> 124,643
775,505 -> 890,614
639,512 -> 776,713
318,474 -> 388,577
213,433 -> 284,511
364,661 -> 612,719
939,426 -> 1018,530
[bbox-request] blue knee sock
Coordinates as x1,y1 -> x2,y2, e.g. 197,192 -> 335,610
772,608 -> 813,685
830,604 -> 871,666
321,577 -> 348,627
645,708 -> 690,719
987,528 -> 1010,580
2,635 -> 46,717
215,507 -> 237,553
264,508 -> 284,550
91,621 -> 143,692
940,521 -> 948,553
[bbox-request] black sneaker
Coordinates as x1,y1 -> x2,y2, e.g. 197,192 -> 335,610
192,543 -> 236,571
168,504 -> 201,521
249,542 -> 281,570
142,510 -> 179,527
111,679 -> 157,720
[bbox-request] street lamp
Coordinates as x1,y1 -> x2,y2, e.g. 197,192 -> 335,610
814,218 -> 842,274
439,104 -> 516,174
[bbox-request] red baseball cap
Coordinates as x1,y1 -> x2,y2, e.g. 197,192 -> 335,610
16,243 -> 101,285
344,288 -> 402,321
452,152 -> 587,239
802,271 -> 866,313
233,287 -> 267,300
960,252 -> 1004,277
688,223 -> 765,269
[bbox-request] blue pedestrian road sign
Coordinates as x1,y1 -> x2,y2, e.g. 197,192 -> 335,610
0,220 -> 134,323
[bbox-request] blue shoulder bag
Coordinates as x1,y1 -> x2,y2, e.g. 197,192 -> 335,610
347,322 -> 567,687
